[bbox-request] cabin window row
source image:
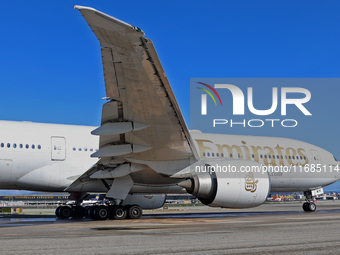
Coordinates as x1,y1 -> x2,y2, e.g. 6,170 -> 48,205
0,143 -> 41,149
202,152 -> 306,160
72,147 -> 98,152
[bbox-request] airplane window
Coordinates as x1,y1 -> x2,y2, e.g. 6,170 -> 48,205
13,144 -> 17,148
260,155 -> 263,158
264,155 -> 267,158
90,148 -> 93,152
0,143 -> 3,148
7,143 -> 10,148
221,153 -> 224,157
73,147 -> 76,151
285,155 -> 287,159
26,144 -> 29,149
202,152 -> 205,156
32,145 -> 35,149
238,154 -> 240,158
38,145 -> 41,149
268,155 -> 271,159
212,153 -> 215,157
304,156 -> 306,160
281,155 -> 283,159
314,157 -> 316,160
95,149 -> 98,152
216,153 -> 219,157
289,156 -> 291,159
20,144 -> 23,148
79,148 -> 82,151
300,156 -> 302,160
84,148 -> 88,151
230,153 -> 232,157
277,155 -> 279,159
252,154 -> 254,158
292,156 -> 295,159
207,153 -> 210,157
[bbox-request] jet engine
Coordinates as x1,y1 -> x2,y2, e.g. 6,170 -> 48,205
179,159 -> 270,208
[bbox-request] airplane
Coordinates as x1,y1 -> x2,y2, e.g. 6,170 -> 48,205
81,194 -> 101,206
266,195 -> 284,202
0,5 -> 339,220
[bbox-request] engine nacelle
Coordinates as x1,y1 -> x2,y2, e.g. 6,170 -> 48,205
122,194 -> 166,209
179,160 -> 270,208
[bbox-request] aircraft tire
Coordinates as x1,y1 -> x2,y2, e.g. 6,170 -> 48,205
126,205 -> 142,219
110,205 -> 127,220
72,206 -> 86,219
59,206 -> 73,219
308,202 -> 316,212
89,206 -> 97,220
84,206 -> 90,218
302,202 -> 309,212
94,205 -> 109,220
55,206 -> 62,218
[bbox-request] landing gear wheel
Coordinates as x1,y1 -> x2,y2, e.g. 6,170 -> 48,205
126,205 -> 142,219
110,205 -> 127,220
303,202 -> 316,212
55,206 -> 62,218
84,206 -> 91,218
94,205 -> 110,220
72,206 -> 86,219
88,206 -> 97,220
303,202 -> 309,212
58,206 -> 73,219
308,202 -> 316,212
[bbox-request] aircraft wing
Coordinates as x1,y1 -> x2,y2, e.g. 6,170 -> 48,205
74,6 -> 198,171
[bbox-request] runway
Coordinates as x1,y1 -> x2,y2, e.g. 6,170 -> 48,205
1,201 -> 340,254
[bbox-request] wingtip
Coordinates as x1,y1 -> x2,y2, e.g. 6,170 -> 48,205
74,5 -> 137,30
74,5 -> 96,11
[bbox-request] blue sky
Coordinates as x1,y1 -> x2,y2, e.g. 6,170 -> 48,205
0,1 -> 339,192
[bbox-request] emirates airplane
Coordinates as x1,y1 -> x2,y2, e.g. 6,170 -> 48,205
0,6 -> 338,220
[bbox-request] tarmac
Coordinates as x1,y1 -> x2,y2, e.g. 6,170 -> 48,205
0,200 -> 340,254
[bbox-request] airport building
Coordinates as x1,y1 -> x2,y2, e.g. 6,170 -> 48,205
0,194 -> 200,207
0,195 -> 69,207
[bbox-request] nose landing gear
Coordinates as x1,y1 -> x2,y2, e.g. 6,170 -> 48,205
303,201 -> 316,212
302,190 -> 316,212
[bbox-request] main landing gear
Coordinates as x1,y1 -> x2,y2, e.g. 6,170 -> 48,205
55,204 -> 143,220
302,190 -> 316,212
55,193 -> 144,220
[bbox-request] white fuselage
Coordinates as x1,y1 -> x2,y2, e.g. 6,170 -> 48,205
191,131 -> 339,192
0,121 -> 338,193
0,121 -> 98,191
